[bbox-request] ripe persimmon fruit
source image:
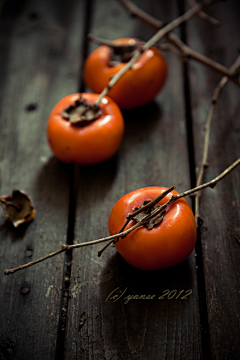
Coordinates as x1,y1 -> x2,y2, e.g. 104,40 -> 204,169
47,93 -> 124,165
109,186 -> 196,271
84,38 -> 168,109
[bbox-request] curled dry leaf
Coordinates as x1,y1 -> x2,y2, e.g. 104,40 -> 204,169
0,190 -> 36,227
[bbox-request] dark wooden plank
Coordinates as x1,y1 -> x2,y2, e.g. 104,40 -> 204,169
0,0 -> 84,359
187,1 -> 240,359
65,1 -> 201,359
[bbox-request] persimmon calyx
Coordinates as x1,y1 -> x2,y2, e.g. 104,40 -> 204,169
62,96 -> 102,126
88,34 -> 144,65
109,43 -> 141,65
132,198 -> 166,230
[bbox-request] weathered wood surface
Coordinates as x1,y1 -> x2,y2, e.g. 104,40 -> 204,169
187,1 -> 240,359
65,1 -> 201,359
0,0 -> 84,359
0,0 -> 239,359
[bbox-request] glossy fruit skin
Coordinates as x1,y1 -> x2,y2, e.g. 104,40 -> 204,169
83,38 -> 168,110
47,93 -> 124,165
109,187 -> 197,271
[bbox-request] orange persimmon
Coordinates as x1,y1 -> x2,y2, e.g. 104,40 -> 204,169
84,38 -> 168,109
47,93 -> 124,165
109,187 -> 196,271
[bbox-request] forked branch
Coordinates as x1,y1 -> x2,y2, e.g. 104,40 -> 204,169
117,0 -> 240,87
94,0 -> 217,106
167,33 -> 240,86
118,0 -> 163,29
4,159 -> 240,275
187,0 -> 219,25
116,0 -> 240,223
195,55 -> 240,224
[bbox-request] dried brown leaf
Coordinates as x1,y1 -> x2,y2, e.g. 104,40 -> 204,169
0,190 -> 35,227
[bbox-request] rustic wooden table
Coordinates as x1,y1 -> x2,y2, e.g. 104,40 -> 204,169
0,0 -> 239,359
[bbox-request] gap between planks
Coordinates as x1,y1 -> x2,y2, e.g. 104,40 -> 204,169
55,1 -> 94,359
178,0 -> 212,359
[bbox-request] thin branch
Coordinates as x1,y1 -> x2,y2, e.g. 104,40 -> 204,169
178,158 -> 239,198
158,43 -> 183,61
195,55 -> 240,224
4,223 -> 141,275
116,0 -> 240,222
118,0 -> 240,87
118,0 -> 163,29
4,247 -> 67,275
187,0 -> 220,25
4,187 -> 175,275
131,159 -> 240,222
119,0 -> 219,28
88,34 -> 182,62
167,33 -> 240,86
4,159 -> 240,276
94,0 -> 216,106
88,33 -> 144,49
146,159 -> 240,220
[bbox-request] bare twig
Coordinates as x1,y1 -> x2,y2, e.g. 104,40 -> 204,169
167,33 -> 240,86
94,0 -> 216,106
3,222 -> 141,275
116,0 -> 240,221
144,159 -> 240,229
146,159 -> 240,223
88,33 -> 182,62
117,0 -> 240,87
88,33 -> 144,49
119,0 -> 219,28
4,247 -> 68,275
4,159 -> 240,275
118,0 -> 163,29
158,43 -> 183,61
187,0 -> 220,25
177,158 -> 239,197
195,55 -> 240,224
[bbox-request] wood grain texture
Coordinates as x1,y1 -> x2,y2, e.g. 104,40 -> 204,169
64,1 -> 201,359
2,0 -> 239,359
187,1 -> 240,359
0,0 -> 84,359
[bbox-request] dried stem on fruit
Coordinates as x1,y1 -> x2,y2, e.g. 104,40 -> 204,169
4,159 -> 239,275
62,96 -> 102,126
88,33 -> 144,50
88,34 -> 144,64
